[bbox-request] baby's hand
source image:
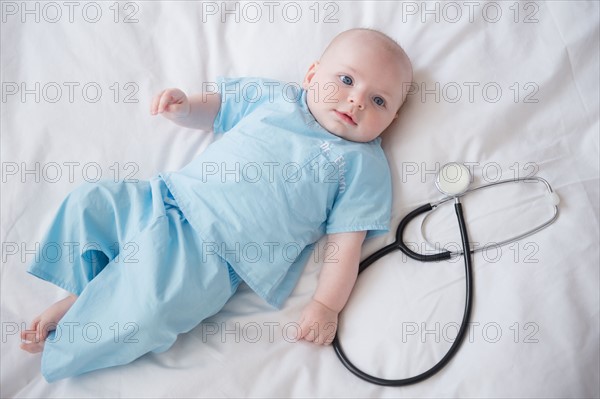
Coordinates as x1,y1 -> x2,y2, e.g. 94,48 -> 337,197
296,299 -> 338,345
150,88 -> 191,119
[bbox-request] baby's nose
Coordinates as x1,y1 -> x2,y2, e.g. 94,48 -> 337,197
348,95 -> 365,110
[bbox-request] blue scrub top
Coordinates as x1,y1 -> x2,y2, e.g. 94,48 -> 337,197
161,77 -> 392,308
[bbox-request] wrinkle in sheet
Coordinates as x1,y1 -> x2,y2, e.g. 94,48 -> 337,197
545,2 -> 599,118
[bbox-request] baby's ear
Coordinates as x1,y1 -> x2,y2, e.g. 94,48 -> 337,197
302,62 -> 319,89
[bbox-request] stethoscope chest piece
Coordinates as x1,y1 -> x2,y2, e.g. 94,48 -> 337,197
435,162 -> 472,197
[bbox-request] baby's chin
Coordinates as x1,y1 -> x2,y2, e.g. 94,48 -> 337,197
318,120 -> 350,140
325,128 -> 374,143
323,121 -> 376,142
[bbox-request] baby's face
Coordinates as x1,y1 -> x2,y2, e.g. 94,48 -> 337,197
303,35 -> 409,142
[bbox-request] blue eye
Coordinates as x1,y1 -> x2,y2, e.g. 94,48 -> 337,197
339,75 -> 353,85
373,96 -> 385,106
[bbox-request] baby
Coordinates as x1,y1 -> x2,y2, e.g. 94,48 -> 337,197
20,28 -> 413,382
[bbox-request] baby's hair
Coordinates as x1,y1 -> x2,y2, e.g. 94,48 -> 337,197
322,28 -> 413,108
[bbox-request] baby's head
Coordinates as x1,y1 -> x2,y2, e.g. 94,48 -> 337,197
303,28 -> 413,142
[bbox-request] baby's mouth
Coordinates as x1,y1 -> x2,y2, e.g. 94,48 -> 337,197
333,110 -> 357,126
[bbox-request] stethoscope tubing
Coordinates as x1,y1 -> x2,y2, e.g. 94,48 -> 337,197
358,203 -> 451,273
332,201 -> 474,386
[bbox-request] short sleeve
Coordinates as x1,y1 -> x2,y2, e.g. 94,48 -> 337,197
212,77 -> 266,134
325,144 -> 392,239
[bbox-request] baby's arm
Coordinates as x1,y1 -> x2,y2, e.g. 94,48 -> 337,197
296,230 -> 367,345
150,88 -> 221,131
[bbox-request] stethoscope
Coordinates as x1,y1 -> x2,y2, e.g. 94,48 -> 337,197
332,162 -> 560,386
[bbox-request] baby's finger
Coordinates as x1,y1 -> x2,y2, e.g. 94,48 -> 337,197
38,321 -> 59,341
322,322 -> 337,345
38,323 -> 49,341
20,340 -> 44,353
166,102 -> 184,115
159,89 -> 185,113
28,316 -> 41,332
157,91 -> 176,114
150,90 -> 165,115
303,323 -> 318,343
296,320 -> 311,342
158,90 -> 175,113
21,329 -> 40,343
308,330 -> 319,343
323,333 -> 335,345
314,330 -> 326,345
319,332 -> 334,346
20,328 -> 32,341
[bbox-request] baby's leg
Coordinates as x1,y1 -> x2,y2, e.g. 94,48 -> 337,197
27,178 -> 157,296
22,178 -> 159,352
20,294 -> 78,353
37,206 -> 240,382
21,180 -> 144,354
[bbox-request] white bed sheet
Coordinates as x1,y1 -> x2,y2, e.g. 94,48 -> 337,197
1,1 -> 599,397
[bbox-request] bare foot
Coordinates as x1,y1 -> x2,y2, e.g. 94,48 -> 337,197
20,294 -> 78,353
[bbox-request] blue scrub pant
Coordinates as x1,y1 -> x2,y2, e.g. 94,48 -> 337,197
27,176 -> 240,382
